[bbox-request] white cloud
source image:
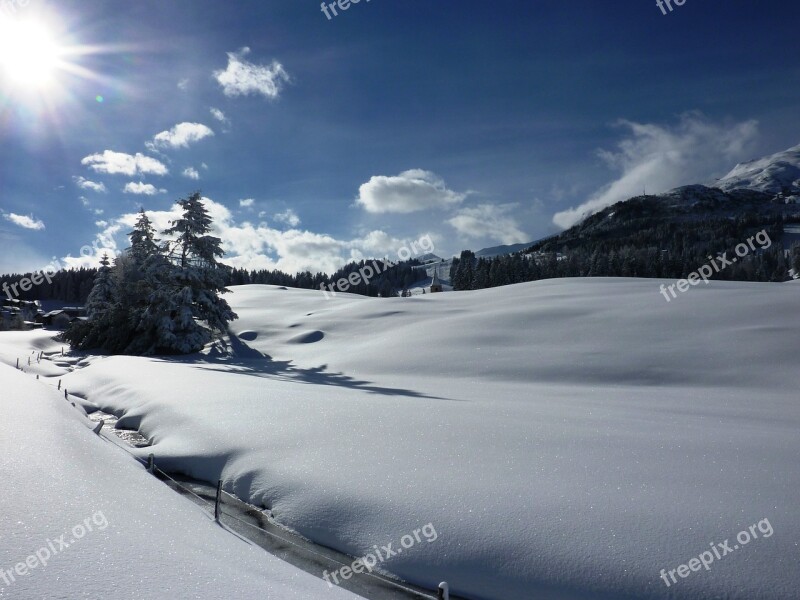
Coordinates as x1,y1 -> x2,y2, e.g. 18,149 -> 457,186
148,122 -> 214,151
447,203 -> 528,245
76,197 -> 432,275
214,47 -> 290,99
73,176 -> 106,193
177,78 -> 189,90
210,107 -> 229,125
60,222 -> 121,269
552,113 -> 760,230
123,182 -> 166,196
239,198 -> 255,208
81,151 -> 168,177
273,208 -> 300,227
3,213 -> 45,230
356,169 -> 467,214
183,167 -> 200,180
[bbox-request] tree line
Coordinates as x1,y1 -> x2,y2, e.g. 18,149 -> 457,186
449,215 -> 799,291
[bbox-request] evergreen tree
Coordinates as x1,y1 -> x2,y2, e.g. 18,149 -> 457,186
129,209 -> 159,264
152,192 -> 238,353
453,250 -> 475,290
85,253 -> 115,321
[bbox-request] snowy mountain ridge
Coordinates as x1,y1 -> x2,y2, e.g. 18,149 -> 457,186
714,142 -> 800,195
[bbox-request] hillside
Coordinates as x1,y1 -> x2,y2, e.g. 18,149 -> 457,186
2,280 -> 796,599
716,143 -> 800,195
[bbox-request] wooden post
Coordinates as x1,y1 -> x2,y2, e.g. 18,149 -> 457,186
438,582 -> 449,600
64,389 -> 68,399
214,480 -> 223,522
58,380 -> 61,390
15,358 -> 18,369
36,374 -> 39,380
92,420 -> 104,434
147,454 -> 155,474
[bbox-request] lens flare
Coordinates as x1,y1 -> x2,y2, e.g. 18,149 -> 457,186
0,19 -> 63,88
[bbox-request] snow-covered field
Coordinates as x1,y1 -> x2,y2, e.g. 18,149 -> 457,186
0,340 -> 359,599
2,278 -> 798,599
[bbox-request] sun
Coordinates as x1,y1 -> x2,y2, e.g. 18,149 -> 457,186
0,19 -> 63,89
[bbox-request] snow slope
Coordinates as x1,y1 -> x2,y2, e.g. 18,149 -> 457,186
0,349 -> 357,599
9,278 -> 800,599
716,142 -> 800,194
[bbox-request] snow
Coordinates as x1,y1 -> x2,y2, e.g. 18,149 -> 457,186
3,277 -> 799,599
716,143 -> 800,194
0,344 -> 358,599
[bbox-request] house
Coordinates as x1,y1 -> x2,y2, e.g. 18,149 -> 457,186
41,307 -> 85,329
0,299 -> 43,329
429,266 -> 443,293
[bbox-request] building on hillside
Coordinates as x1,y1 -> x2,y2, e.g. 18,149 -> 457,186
429,266 -> 443,293
1,298 -> 41,319
41,307 -> 86,329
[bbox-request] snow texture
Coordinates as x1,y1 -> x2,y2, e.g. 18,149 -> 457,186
3,278 -> 800,599
0,338 -> 357,599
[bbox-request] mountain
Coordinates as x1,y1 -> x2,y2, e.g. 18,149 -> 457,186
475,241 -> 537,258
716,143 -> 800,195
528,142 -> 800,256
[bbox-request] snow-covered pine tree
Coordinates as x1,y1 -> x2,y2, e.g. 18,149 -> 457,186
62,252 -> 119,349
85,253 -> 116,321
118,209 -> 163,348
129,208 -> 159,264
153,192 -> 237,353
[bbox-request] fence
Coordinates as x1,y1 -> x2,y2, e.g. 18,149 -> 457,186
11,350 -> 454,600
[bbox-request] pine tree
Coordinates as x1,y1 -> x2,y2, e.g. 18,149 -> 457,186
453,250 -> 475,290
152,192 -> 238,353
129,209 -> 159,264
85,253 -> 115,321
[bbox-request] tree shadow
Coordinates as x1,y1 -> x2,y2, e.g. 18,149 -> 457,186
157,333 -> 455,401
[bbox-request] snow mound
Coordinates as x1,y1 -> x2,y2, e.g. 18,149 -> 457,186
47,279 -> 800,599
0,362 -> 357,599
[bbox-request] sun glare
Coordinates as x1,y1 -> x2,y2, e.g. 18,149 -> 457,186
0,19 -> 63,89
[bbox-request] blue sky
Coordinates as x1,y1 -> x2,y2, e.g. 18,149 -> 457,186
0,0 -> 798,273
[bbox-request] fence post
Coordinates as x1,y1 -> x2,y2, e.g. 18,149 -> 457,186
438,582 -> 449,600
147,454 -> 155,474
92,420 -> 104,434
15,358 -> 18,369
58,380 -> 61,390
64,389 -> 68,399
214,480 -> 223,522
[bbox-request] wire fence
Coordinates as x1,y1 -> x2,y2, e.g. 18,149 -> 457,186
105,426 -> 444,600
10,350 -> 450,600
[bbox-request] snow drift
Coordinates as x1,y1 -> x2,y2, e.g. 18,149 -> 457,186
7,278 -> 800,599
